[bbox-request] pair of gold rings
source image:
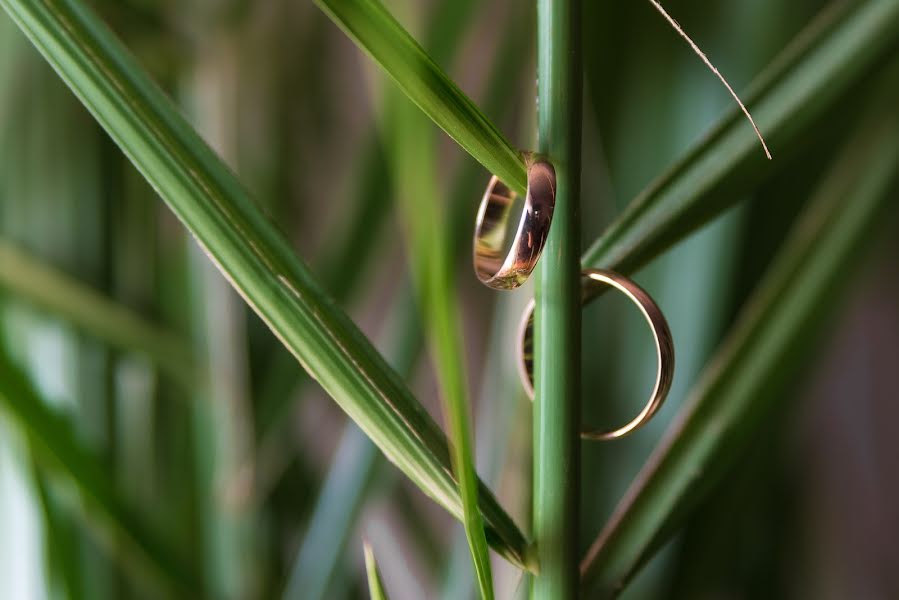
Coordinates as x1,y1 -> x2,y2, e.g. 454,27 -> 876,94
472,157 -> 675,439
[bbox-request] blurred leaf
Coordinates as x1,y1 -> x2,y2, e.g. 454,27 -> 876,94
383,4 -> 497,592
580,76 -> 899,597
441,10 -> 535,597
391,90 -> 495,599
186,29 -> 259,598
282,288 -> 421,600
0,0 -> 530,568
31,457 -> 84,600
0,345 -> 198,596
363,541 -> 390,600
313,0 -> 527,195
422,0 -> 476,65
582,0 -> 899,273
284,425 -> 381,600
0,240 -> 195,388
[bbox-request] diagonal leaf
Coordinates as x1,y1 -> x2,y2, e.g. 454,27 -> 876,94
0,240 -> 196,388
363,541 -> 391,600
0,344 -> 198,596
582,0 -> 899,273
579,78 -> 899,597
0,0 -> 530,569
312,0 -> 527,196
30,455 -> 85,600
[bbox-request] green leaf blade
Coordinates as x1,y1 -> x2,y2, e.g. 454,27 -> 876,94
363,541 -> 391,600
313,0 -> 527,195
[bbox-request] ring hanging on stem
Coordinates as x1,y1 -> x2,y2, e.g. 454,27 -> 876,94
517,268 -> 675,440
472,156 -> 556,289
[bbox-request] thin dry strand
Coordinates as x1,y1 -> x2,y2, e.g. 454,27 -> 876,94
648,0 -> 772,160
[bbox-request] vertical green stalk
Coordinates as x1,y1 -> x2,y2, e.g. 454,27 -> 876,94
533,0 -> 582,598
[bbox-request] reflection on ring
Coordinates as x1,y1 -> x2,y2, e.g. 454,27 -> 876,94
473,158 -> 556,290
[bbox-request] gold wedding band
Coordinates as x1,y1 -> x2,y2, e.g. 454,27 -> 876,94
473,158 -> 556,289
517,268 -> 675,440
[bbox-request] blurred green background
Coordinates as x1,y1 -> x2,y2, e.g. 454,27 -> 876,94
1,0 -> 898,598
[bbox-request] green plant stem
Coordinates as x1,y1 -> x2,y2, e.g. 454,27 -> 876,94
533,0 -> 582,597
284,7 -> 530,591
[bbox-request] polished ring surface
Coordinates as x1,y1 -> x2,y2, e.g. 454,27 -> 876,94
473,159 -> 556,289
517,268 -> 675,440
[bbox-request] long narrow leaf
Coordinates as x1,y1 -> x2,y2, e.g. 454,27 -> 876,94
382,2 -> 495,590
580,79 -> 899,597
313,0 -> 527,195
0,240 -> 195,388
363,541 -> 391,600
582,0 -> 899,273
0,0 -> 530,568
0,345 -> 198,596
391,91 -> 494,597
30,456 -> 84,600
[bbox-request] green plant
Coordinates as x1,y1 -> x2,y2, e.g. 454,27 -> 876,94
531,0 -> 582,597
1,0 -> 897,598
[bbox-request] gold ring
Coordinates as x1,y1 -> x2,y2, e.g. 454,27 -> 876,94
517,268 -> 675,440
473,158 -> 556,289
